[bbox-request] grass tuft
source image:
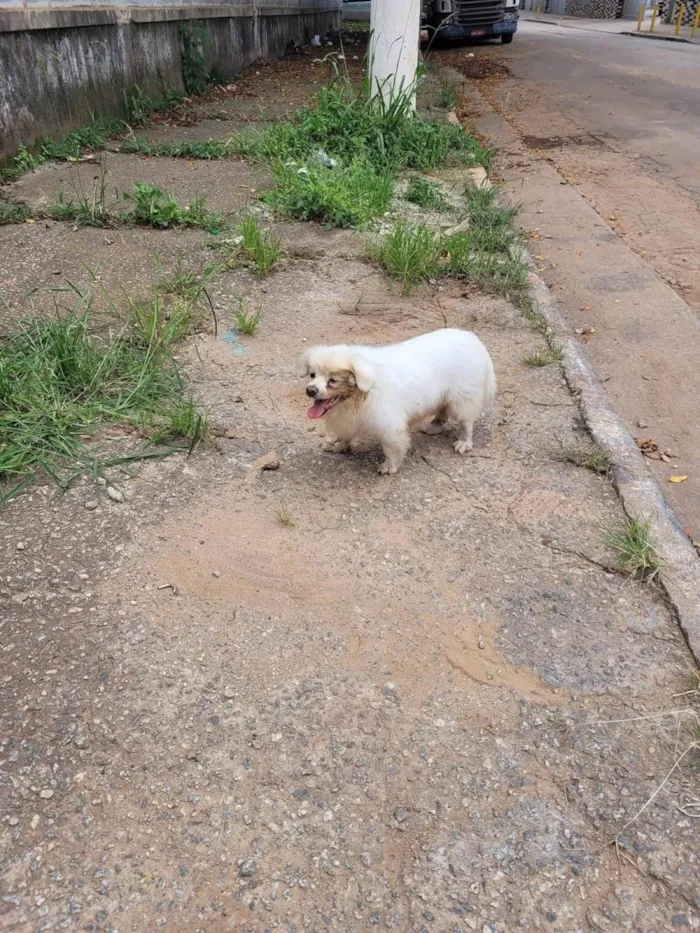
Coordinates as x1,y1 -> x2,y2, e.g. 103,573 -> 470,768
152,396 -> 209,450
557,440 -> 613,475
234,298 -> 262,335
463,184 -> 524,252
524,345 -> 564,368
236,81 -> 491,173
239,216 -> 283,275
121,183 -> 222,230
275,509 -> 296,528
264,157 -> 394,229
605,518 -> 663,583
370,220 -> 442,294
128,290 -> 204,349
0,202 -> 31,225
438,78 -> 459,111
120,137 -> 239,160
405,176 -> 450,211
0,299 -> 205,504
123,85 -> 183,127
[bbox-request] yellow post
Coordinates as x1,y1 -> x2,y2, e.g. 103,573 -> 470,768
692,3 -> 700,35
536,2 -> 541,17
675,1 -> 685,32
650,1 -> 658,30
636,2 -> 645,28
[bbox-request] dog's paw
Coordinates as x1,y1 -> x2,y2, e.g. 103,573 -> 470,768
453,439 -> 473,455
378,460 -> 398,475
323,440 -> 351,454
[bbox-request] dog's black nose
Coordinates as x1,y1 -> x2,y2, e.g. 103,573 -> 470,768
306,385 -> 318,398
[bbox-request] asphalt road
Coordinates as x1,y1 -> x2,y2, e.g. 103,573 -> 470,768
442,21 -> 700,540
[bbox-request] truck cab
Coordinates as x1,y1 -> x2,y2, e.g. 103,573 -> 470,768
422,0 -> 518,43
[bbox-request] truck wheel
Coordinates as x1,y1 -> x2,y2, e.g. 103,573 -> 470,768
502,33 -> 514,43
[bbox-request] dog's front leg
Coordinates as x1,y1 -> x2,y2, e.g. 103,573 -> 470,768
323,437 -> 352,454
378,430 -> 410,475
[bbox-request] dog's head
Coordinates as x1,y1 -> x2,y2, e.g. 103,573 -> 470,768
300,346 -> 375,420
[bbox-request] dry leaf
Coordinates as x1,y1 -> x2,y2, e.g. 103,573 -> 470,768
534,254 -> 545,261
668,475 -> 688,484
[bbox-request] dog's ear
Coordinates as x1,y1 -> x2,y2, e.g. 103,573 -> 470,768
298,348 -> 312,377
349,354 -> 375,393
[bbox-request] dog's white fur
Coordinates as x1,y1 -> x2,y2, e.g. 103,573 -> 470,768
301,328 -> 496,474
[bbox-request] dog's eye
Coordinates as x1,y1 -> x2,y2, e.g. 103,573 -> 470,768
327,377 -> 337,386
309,372 -> 315,379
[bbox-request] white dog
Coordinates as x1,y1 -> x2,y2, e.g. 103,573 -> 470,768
301,328 -> 496,474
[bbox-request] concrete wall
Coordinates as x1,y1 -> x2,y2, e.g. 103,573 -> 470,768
0,1 -> 341,160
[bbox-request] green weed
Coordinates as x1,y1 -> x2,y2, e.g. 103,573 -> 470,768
157,256 -> 219,302
123,85 -> 183,127
0,202 -> 31,225
128,290 -> 204,349
121,183 -> 222,230
524,345 -> 564,368
265,157 -> 394,229
180,20 -> 223,95
233,298 -> 262,335
0,297 -> 204,503
152,396 -> 209,450
605,518 -> 663,583
43,167 -> 111,228
557,440 -> 613,475
444,230 -> 529,300
405,176 -> 450,211
120,136 -> 238,160
236,82 -> 491,174
371,221 -> 442,294
438,78 -> 459,111
463,184 -> 524,252
239,216 -> 283,275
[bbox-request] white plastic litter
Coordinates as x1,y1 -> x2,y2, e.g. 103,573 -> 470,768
316,149 -> 338,169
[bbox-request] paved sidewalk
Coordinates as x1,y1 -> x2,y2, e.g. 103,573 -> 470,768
520,9 -> 700,43
0,42 -> 698,932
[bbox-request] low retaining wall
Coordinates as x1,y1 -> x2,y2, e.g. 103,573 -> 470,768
0,1 -> 341,160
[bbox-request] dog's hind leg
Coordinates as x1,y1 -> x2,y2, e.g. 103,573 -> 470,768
447,397 -> 479,455
378,429 -> 410,475
420,405 -> 448,435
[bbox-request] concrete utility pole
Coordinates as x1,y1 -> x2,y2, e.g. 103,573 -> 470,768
369,0 -> 422,110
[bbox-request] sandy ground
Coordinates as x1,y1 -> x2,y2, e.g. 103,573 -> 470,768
1,39 -> 699,932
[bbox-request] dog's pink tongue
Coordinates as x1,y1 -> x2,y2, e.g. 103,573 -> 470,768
308,399 -> 329,419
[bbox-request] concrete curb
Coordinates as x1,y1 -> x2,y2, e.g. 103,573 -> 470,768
520,250 -> 700,664
620,30 -> 694,43
439,88 -> 697,663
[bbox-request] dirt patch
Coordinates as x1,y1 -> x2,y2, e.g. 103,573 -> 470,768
521,132 -> 610,150
435,47 -> 510,81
